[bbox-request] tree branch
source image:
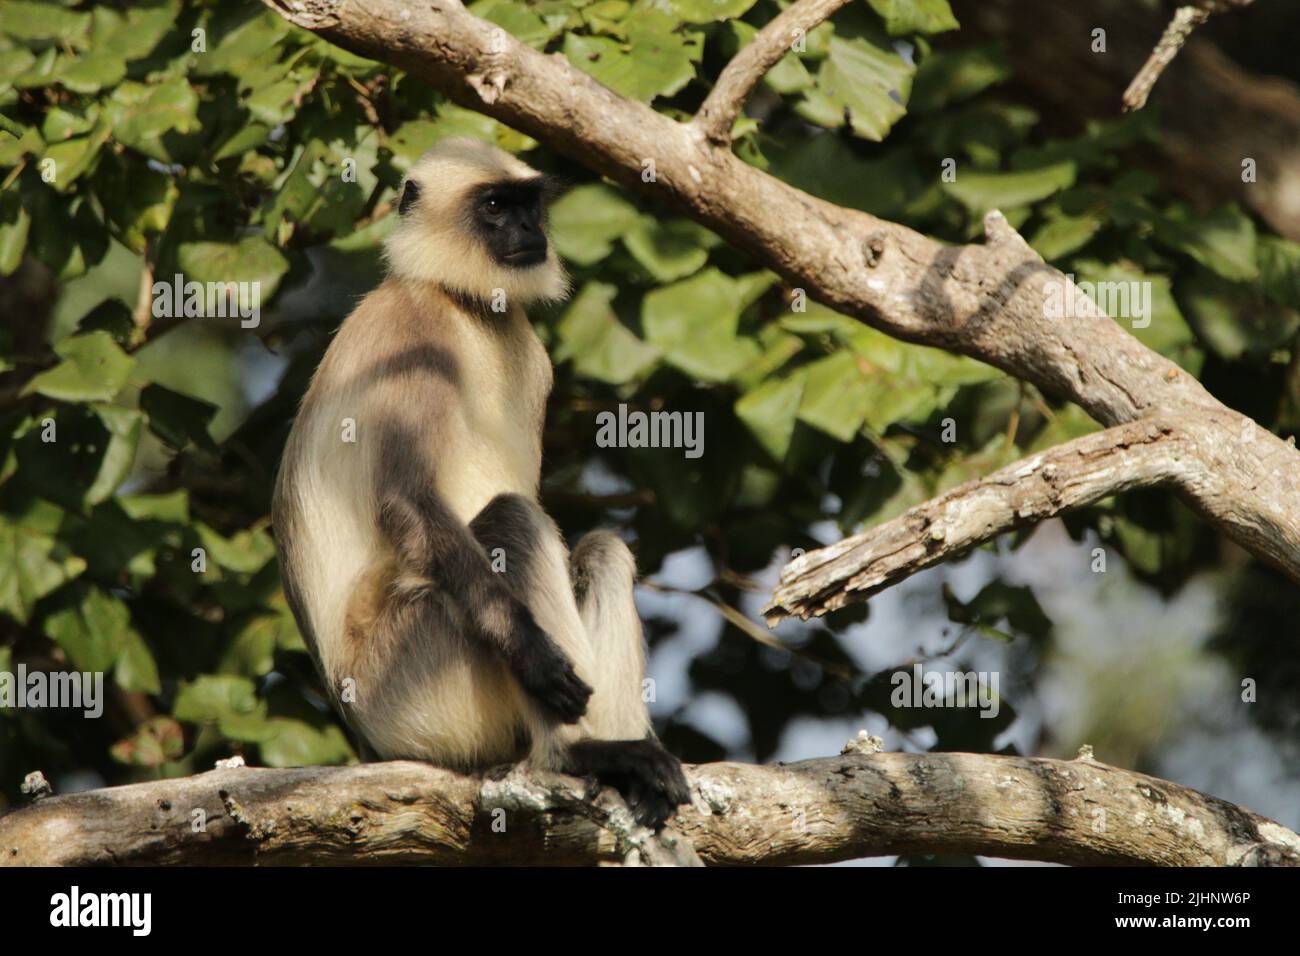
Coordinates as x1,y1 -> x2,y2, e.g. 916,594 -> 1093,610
692,0 -> 854,145
3,753 -> 1296,866
1123,0 -> 1256,112
766,418 -> 1191,622
258,1 -> 1300,619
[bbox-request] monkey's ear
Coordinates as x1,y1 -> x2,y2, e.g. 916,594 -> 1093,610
398,179 -> 422,216
540,174 -> 570,204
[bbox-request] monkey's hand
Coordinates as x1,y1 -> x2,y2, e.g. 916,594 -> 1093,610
511,618 -> 592,724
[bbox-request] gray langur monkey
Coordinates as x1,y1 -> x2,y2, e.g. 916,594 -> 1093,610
272,138 -> 689,827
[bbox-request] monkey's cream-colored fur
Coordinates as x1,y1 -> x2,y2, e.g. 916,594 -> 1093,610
274,139 -> 649,772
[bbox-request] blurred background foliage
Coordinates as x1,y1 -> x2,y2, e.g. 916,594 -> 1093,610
1,0 -> 1297,852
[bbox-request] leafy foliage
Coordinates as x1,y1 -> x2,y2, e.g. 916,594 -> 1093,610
0,0 -> 1296,813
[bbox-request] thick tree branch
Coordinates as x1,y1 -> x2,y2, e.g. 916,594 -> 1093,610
258,1 -> 1300,608
693,0 -> 854,145
3,753 -> 1296,866
1123,0 -> 1256,112
766,418 -> 1192,622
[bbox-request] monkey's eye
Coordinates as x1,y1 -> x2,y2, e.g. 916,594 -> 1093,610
483,198 -> 502,215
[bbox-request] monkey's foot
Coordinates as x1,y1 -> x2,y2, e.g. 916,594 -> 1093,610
566,739 -> 691,830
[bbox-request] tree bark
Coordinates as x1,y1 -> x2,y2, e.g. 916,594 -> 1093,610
3,753 -> 1296,866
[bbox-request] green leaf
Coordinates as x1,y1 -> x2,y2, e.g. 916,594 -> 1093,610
177,236 -> 289,301
767,134 -> 919,215
140,383 -> 219,452
18,182 -> 107,279
796,351 -> 870,441
44,584 -> 133,673
942,161 -> 1076,215
622,217 -> 712,281
94,155 -> 179,253
796,33 -> 915,141
550,183 -> 641,266
258,717 -> 354,767
195,523 -> 277,575
945,581 -> 1052,639
1177,274 -> 1297,361
173,675 -> 258,721
868,0 -> 959,35
40,121 -> 111,191
194,9 -> 290,76
41,105 -> 98,141
1,2 -> 91,43
1028,207 -> 1103,260
1152,205 -> 1258,282
670,0 -> 758,23
910,45 -> 1009,113
13,405 -> 142,511
110,716 -> 184,767
1258,237 -> 1300,310
221,612 -> 284,677
115,627 -> 161,694
24,331 -> 135,403
56,49 -> 127,94
0,124 -> 44,166
0,189 -> 32,276
0,516 -> 87,624
642,269 -> 761,381
119,489 -> 190,523
91,2 -> 178,62
104,78 -> 201,163
83,405 -> 143,506
563,7 -> 701,102
555,282 -> 660,385
174,675 -> 270,741
735,372 -> 806,461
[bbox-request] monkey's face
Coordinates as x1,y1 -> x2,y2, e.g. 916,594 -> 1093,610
386,139 -> 570,305
470,178 -> 551,269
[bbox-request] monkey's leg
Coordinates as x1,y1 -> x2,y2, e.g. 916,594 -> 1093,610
570,531 -> 651,739
469,498 -> 689,827
567,531 -> 690,827
467,492 -> 600,768
379,489 -> 591,727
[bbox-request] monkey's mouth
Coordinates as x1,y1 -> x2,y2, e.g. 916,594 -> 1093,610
502,246 -> 548,267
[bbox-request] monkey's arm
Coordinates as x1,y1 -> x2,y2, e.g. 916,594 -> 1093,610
376,489 -> 592,723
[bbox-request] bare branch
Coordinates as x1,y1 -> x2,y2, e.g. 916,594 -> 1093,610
1123,0 -> 1256,111
692,0 -> 854,145
766,418 -> 1191,623
2,753 -> 1296,866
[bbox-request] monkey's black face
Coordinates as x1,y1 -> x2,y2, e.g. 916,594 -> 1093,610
472,178 -> 551,269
